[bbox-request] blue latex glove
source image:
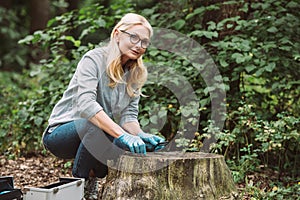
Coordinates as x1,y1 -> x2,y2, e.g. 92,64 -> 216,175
113,132 -> 146,154
138,132 -> 165,149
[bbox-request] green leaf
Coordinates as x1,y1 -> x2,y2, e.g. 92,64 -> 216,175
267,26 -> 278,33
286,1 -> 298,8
293,54 -> 300,61
255,68 -> 265,77
62,35 -> 81,47
265,62 -> 276,72
140,118 -> 149,127
158,110 -> 167,118
220,59 -> 229,67
173,19 -> 185,30
18,35 -> 34,44
95,18 -> 106,27
63,35 -> 74,42
278,45 -> 292,51
74,40 -> 81,47
161,32 -> 177,39
149,50 -> 159,57
214,75 -> 223,82
47,18 -> 57,27
200,98 -> 209,107
188,30 -> 218,39
150,115 -> 158,124
204,86 -> 216,95
231,52 -> 245,63
34,117 -> 43,126
207,21 -> 216,31
185,7 -> 205,20
245,65 -> 256,73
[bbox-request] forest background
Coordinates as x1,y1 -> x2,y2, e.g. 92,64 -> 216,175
0,0 -> 299,199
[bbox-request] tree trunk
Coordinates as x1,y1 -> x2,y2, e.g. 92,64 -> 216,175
100,152 -> 238,200
29,0 -> 50,34
27,0 -> 50,66
66,0 -> 79,12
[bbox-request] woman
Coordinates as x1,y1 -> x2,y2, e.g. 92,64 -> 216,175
42,13 -> 165,200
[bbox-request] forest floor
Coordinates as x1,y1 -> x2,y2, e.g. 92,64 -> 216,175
0,153 -> 73,190
0,152 -> 292,199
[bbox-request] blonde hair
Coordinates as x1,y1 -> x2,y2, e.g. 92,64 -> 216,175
106,13 -> 153,97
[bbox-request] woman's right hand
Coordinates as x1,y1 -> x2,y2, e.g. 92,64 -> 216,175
113,132 -> 146,154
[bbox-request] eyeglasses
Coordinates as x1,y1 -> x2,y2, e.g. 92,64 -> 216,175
120,30 -> 151,49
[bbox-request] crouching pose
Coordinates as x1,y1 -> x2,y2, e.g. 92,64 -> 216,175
42,13 -> 165,200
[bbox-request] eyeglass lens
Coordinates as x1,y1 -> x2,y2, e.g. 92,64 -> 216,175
130,34 -> 150,48
121,30 -> 150,48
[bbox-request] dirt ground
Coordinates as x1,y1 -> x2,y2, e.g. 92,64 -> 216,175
0,153 -> 73,190
0,152 -> 109,198
1,152 -> 272,199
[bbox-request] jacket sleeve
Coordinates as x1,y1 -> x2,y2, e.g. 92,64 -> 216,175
119,95 -> 140,126
76,56 -> 103,119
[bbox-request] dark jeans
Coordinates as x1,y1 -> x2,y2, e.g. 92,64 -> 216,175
42,119 -> 122,179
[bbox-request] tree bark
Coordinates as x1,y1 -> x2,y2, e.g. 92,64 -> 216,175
100,152 -> 238,200
66,0 -> 79,12
27,0 -> 50,66
29,0 -> 50,33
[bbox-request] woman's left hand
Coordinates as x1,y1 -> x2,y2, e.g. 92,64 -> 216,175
137,132 -> 165,146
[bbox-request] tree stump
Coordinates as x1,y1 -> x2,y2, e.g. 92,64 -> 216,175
100,152 -> 238,200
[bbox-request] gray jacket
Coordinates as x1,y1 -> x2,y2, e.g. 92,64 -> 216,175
48,47 -> 140,127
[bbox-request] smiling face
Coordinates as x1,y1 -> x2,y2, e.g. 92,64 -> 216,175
114,24 -> 150,65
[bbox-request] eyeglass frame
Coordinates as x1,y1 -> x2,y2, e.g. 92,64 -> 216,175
119,30 -> 151,49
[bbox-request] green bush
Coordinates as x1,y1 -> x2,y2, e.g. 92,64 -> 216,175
1,1 -> 135,156
0,71 -> 38,157
0,6 -> 28,71
210,102 -> 300,179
